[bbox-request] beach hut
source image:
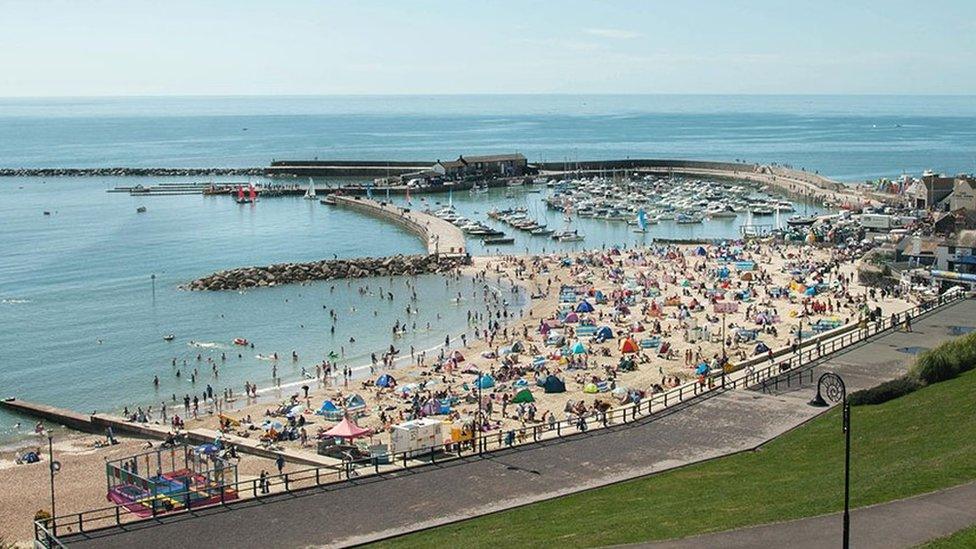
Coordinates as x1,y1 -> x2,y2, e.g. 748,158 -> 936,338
512,388 -> 535,403
475,374 -> 496,389
570,341 -> 588,355
389,419 -> 441,457
542,375 -> 566,393
323,417 -> 372,441
576,300 -> 595,313
375,373 -> 396,388
583,383 -> 599,394
595,326 -> 614,340
619,338 -> 639,354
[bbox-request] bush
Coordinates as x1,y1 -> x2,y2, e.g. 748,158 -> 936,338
911,332 -> 976,384
849,375 -> 923,406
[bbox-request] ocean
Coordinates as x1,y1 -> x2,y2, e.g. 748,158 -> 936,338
1,94 -> 974,442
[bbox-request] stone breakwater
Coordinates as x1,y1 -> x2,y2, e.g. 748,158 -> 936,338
0,167 -> 265,177
185,254 -> 469,291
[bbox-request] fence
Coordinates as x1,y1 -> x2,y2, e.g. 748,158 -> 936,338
36,287 -> 966,547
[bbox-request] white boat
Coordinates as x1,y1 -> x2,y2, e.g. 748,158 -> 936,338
303,178 -> 317,200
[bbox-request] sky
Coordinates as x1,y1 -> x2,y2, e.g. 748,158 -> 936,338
0,0 -> 974,96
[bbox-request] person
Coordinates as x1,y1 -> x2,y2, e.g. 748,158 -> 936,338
904,313 -> 912,333
259,470 -> 269,494
275,454 -> 285,476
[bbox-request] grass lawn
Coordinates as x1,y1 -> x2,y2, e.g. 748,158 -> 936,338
919,523 -> 976,548
375,369 -> 976,548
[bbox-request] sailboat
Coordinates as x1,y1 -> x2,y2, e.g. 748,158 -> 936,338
633,209 -> 653,233
303,178 -> 317,200
553,202 -> 584,242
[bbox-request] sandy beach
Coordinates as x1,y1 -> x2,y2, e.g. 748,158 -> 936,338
1,240 -> 917,544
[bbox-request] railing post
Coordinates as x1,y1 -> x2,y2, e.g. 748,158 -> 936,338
315,467 -> 320,485
78,512 -> 84,533
556,420 -> 561,437
284,473 -> 290,491
115,505 -> 121,526
252,479 -> 258,497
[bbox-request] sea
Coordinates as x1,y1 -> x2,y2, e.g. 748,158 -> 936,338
1,94 -> 975,444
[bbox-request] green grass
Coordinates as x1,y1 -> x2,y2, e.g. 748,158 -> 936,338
919,523 -> 976,548
375,369 -> 976,548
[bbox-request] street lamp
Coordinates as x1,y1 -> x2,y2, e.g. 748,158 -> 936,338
809,372 -> 850,549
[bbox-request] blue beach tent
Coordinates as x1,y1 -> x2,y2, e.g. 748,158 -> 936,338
575,300 -> 595,313
595,326 -> 614,340
375,373 -> 396,387
475,374 -> 496,389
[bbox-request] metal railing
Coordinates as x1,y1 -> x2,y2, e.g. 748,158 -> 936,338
35,287 -> 966,546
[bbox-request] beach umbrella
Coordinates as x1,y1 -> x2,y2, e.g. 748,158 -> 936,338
323,417 -> 372,440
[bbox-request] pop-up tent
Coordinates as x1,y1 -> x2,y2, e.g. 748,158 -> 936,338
595,326 -> 614,340
420,399 -> 443,416
512,388 -> 535,403
576,300 -> 595,313
323,417 -> 372,441
754,341 -> 771,355
619,338 -> 639,354
317,400 -> 343,421
509,340 -> 525,353
564,312 -> 580,324
475,374 -> 496,389
542,375 -> 566,393
345,394 -> 367,414
570,341 -> 588,355
583,383 -> 599,394
375,373 -> 396,388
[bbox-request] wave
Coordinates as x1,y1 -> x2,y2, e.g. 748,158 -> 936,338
1,298 -> 32,305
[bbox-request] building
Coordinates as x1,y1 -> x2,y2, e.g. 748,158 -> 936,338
941,230 -> 976,275
432,153 -> 527,179
949,177 -> 976,212
907,172 -> 955,210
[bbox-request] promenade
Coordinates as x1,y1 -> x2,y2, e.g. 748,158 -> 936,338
59,297 -> 976,548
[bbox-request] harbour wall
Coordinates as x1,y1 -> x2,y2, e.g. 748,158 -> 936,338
0,167 -> 264,177
332,195 -> 467,256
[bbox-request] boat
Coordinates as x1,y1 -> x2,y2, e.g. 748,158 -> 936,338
320,195 -> 337,206
676,213 -> 704,224
530,227 -> 554,236
552,229 -> 584,242
787,215 -> 818,227
235,185 -> 256,204
633,209 -> 654,233
163,334 -> 175,341
136,206 -> 147,213
751,206 -> 774,215
303,178 -> 317,200
233,338 -> 249,346
483,236 -> 515,245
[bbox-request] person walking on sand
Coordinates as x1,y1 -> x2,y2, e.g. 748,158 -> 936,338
275,454 -> 285,476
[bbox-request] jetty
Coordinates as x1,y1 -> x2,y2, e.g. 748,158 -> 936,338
0,397 -> 340,468
331,195 -> 467,256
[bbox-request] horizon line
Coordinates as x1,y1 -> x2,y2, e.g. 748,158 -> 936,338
1,92 -> 975,100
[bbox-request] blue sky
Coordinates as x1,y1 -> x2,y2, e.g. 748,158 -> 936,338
1,0 -> 973,96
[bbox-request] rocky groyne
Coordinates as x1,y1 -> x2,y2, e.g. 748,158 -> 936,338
0,167 -> 265,177
186,254 -> 469,291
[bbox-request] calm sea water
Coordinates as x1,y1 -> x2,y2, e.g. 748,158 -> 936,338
1,95 -> 975,181
1,94 -> 974,441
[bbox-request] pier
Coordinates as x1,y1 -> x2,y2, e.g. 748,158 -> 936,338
331,195 -> 467,256
0,398 -> 341,468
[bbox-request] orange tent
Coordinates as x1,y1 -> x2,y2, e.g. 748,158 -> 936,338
620,338 -> 639,354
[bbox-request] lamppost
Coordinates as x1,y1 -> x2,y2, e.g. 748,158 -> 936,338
809,372 -> 850,549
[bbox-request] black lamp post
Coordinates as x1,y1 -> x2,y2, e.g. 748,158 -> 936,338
809,372 -> 850,549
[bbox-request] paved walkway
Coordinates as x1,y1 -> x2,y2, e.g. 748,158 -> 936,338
637,481 -> 976,549
62,299 -> 976,548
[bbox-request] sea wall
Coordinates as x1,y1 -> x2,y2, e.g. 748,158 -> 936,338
186,254 -> 468,291
332,195 -> 467,256
0,167 -> 264,177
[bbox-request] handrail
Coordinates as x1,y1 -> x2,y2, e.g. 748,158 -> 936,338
36,287 -> 966,543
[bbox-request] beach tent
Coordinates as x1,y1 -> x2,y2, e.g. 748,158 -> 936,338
542,375 -> 566,393
420,399 -> 443,416
564,312 -> 580,324
695,246 -> 707,256
475,374 -> 496,389
576,300 -> 595,313
345,394 -> 367,414
513,378 -> 529,388
375,373 -> 396,388
317,400 -> 343,421
594,290 -> 606,303
595,326 -> 614,340
512,388 -> 535,403
805,286 -> 817,296
570,341 -> 588,355
323,417 -> 372,440
619,338 -> 639,354
509,340 -> 526,353
754,342 -> 771,355
583,383 -> 599,394
286,404 -> 306,418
